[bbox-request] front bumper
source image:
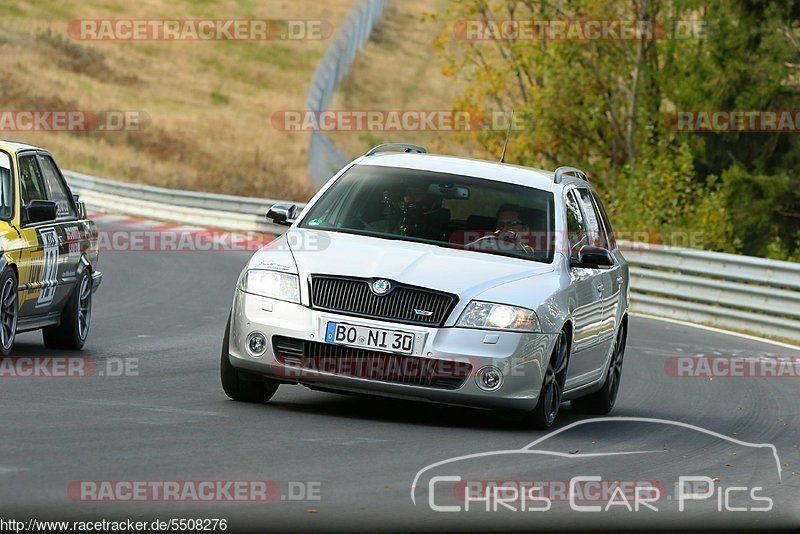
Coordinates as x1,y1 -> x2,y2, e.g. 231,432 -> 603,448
227,289 -> 558,411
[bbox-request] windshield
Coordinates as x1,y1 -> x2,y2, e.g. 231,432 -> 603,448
300,164 -> 555,263
0,151 -> 12,219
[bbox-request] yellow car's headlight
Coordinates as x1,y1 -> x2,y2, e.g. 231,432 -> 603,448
456,301 -> 539,332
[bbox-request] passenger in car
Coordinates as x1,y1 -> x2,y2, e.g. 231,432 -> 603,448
495,204 -> 535,255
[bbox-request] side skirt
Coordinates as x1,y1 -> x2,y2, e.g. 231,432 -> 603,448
17,312 -> 61,333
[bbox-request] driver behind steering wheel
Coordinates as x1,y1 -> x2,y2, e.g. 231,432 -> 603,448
397,185 -> 449,240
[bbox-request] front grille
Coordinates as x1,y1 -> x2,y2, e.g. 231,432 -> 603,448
309,275 -> 457,327
273,336 -> 471,390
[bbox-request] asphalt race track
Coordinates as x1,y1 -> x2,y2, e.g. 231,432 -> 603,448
1,217 -> 798,532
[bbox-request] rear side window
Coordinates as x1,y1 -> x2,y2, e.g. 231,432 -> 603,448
591,191 -> 616,249
18,155 -> 47,205
0,152 -> 12,219
39,156 -> 76,218
576,188 -> 610,249
565,190 -> 587,255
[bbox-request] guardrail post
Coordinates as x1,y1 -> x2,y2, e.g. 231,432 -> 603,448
305,0 -> 388,188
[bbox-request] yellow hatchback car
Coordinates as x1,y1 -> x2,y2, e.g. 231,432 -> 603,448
0,140 -> 101,356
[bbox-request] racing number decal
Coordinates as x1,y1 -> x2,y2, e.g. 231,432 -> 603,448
36,228 -> 59,308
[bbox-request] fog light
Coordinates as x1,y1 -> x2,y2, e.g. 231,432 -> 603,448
476,366 -> 503,391
246,332 -> 267,357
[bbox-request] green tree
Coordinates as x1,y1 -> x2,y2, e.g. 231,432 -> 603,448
675,0 -> 800,257
436,0 -> 800,257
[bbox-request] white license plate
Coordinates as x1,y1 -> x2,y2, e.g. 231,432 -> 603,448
324,322 -> 415,355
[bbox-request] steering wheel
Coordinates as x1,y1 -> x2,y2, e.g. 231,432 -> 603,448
465,231 -> 533,256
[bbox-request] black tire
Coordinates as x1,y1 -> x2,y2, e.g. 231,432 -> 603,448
522,328 -> 570,430
571,321 -> 627,415
43,270 -> 92,350
220,315 -> 279,403
0,267 -> 19,357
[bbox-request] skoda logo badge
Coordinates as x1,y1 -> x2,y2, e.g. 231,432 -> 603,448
372,279 -> 391,295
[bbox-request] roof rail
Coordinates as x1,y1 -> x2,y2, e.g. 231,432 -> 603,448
364,143 -> 427,157
553,166 -> 588,184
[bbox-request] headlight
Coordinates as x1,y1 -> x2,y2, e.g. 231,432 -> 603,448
239,269 -> 300,303
456,301 -> 539,332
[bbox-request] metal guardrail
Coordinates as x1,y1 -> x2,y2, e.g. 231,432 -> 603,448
621,242 -> 800,344
307,0 -> 388,187
63,170 -> 305,234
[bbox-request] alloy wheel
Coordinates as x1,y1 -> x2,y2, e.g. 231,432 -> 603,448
1,277 -> 18,350
542,330 -> 569,425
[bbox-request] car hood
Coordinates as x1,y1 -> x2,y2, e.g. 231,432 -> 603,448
283,228 -> 554,298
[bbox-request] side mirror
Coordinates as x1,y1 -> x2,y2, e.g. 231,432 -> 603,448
570,245 -> 614,269
266,203 -> 297,226
23,200 -> 58,225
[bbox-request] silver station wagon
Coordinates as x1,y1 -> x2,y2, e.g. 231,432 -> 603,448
221,144 -> 629,428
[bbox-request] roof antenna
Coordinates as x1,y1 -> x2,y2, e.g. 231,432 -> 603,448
499,110 -> 514,164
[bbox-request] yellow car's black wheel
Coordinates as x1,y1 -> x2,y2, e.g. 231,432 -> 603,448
0,268 -> 18,357
43,270 -> 91,350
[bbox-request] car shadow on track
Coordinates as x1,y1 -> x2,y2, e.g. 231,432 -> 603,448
7,339 -> 84,354
262,390 -> 608,432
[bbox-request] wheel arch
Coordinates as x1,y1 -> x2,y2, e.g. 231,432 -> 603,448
0,256 -> 17,279
76,255 -> 93,278
560,318 -> 574,352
